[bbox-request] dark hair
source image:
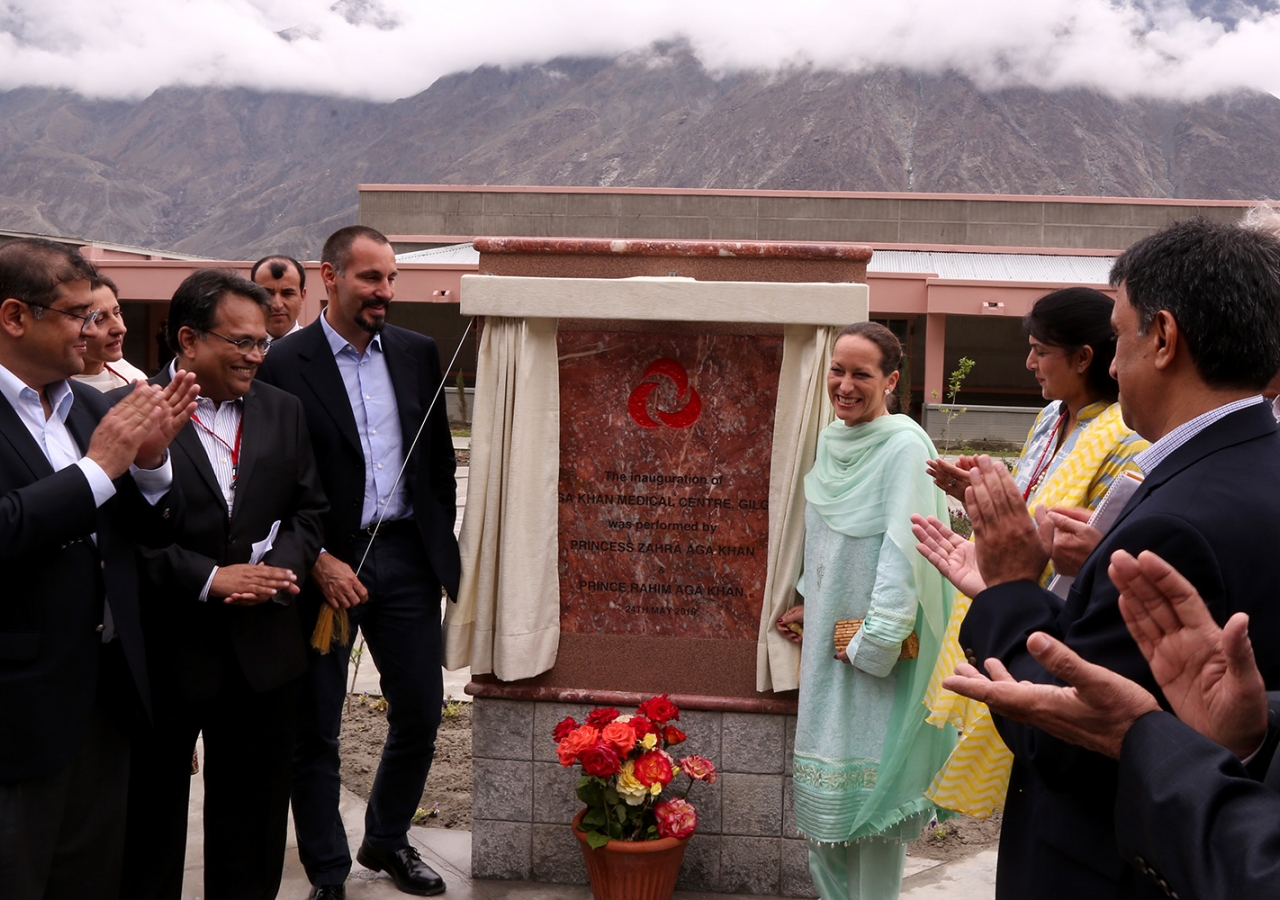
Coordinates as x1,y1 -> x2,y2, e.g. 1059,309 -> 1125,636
166,269 -> 271,353
250,254 -> 306,290
836,321 -> 903,413
321,226 -> 390,275
1111,217 -> 1280,390
837,321 -> 903,375
91,274 -> 120,299
0,238 -> 98,318
1023,287 -> 1119,403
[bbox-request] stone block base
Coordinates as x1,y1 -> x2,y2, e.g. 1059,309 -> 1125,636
469,695 -> 817,897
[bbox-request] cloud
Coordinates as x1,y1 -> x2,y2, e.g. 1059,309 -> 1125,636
0,0 -> 1276,102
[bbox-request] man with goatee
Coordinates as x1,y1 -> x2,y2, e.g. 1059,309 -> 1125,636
257,225 -> 460,899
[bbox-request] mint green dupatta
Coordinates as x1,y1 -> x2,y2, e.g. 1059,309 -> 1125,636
799,414 -> 956,841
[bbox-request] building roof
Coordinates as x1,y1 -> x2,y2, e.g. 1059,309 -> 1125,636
396,243 -> 480,264
867,249 -> 1114,284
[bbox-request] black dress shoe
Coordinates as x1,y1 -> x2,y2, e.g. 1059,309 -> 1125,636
356,842 -> 446,896
306,886 -> 345,900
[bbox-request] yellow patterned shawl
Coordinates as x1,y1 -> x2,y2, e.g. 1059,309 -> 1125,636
922,401 -> 1146,818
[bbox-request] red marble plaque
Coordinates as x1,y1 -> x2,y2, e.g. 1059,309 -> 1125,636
558,331 -> 782,640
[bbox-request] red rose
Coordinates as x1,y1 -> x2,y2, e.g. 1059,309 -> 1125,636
585,707 -> 620,727
628,716 -> 655,737
655,798 -> 697,839
637,694 -> 679,725
579,742 -> 622,778
552,716 -> 578,742
663,725 -> 686,746
678,754 -> 717,784
633,749 -> 674,788
556,725 -> 599,767
600,720 -> 638,756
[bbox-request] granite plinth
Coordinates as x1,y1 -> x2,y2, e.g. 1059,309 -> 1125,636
557,330 -> 781,643
474,237 -> 873,261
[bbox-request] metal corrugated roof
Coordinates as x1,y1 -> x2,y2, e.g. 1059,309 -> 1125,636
868,250 -> 1113,284
396,243 -> 479,264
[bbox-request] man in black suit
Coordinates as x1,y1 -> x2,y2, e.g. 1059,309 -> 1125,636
0,239 -> 196,900
119,269 -> 327,900
257,226 -> 459,899
942,547 -> 1280,899
916,218 -> 1280,899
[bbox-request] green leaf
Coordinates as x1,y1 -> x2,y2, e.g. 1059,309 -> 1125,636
582,809 -> 606,829
615,804 -> 628,823
587,832 -> 611,849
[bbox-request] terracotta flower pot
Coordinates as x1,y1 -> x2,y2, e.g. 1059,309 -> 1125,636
571,809 -> 690,900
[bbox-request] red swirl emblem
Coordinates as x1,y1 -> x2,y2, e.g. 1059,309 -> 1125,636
628,358 -> 702,429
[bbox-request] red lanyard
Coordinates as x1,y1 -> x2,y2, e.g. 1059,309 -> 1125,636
190,413 -> 243,486
1022,409 -> 1068,502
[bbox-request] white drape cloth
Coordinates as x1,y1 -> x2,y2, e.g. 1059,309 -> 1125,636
755,325 -> 837,692
443,316 -> 561,681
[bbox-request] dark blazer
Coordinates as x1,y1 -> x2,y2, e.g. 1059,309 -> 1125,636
0,382 -> 178,781
1114,699 -> 1280,900
960,402 -> 1280,900
256,319 -> 459,598
123,372 -> 328,702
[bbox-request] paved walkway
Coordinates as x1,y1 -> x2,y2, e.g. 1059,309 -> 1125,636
179,753 -> 996,899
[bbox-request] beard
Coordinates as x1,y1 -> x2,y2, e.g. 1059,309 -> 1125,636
356,301 -> 387,335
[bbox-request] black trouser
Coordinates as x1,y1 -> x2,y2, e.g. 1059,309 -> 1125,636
290,528 -> 444,886
121,665 -> 299,900
0,643 -> 132,900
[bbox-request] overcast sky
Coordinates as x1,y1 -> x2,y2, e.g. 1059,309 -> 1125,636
1,0 -> 1277,103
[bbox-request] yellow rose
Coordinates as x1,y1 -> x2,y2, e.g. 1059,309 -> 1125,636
641,733 -> 658,750
615,761 -> 648,806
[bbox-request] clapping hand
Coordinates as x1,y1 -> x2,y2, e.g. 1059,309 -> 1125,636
927,455 -> 979,502
1111,549 -> 1269,759
911,513 -> 986,597
967,455 -> 1049,587
942,632 -> 1160,759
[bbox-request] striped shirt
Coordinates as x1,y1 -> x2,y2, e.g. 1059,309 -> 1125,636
1134,395 -> 1265,476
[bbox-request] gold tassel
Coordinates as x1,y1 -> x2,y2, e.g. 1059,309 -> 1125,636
310,606 -> 351,654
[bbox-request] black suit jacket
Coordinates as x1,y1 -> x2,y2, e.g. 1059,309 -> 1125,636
960,402 -> 1280,900
256,319 -> 459,599
0,382 -> 178,781
1114,699 -> 1280,900
122,373 -> 327,703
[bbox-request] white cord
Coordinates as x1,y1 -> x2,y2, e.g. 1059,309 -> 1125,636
353,316 -> 475,577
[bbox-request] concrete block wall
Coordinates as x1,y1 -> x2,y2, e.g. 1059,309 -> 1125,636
469,697 -> 818,898
362,187 -> 1251,254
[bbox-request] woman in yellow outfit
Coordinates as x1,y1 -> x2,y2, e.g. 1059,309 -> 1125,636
920,287 -> 1147,818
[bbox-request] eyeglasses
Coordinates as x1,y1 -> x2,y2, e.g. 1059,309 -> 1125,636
24,301 -> 105,335
205,330 -> 272,356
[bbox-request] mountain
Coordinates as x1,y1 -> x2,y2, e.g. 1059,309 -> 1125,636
1,43 -> 1278,258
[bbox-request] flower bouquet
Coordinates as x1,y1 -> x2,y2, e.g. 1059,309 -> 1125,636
553,694 -> 718,849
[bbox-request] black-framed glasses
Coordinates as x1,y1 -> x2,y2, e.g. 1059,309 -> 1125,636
204,330 -> 272,355
23,301 -> 105,335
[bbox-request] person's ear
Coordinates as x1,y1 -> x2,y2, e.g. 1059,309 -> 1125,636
0,298 -> 29,338
1150,311 -> 1178,371
1075,345 -> 1094,374
176,325 -> 200,356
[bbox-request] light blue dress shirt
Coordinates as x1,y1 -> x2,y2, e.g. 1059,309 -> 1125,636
320,312 -> 411,528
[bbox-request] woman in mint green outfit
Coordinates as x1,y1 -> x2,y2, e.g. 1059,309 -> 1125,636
777,322 -> 956,899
